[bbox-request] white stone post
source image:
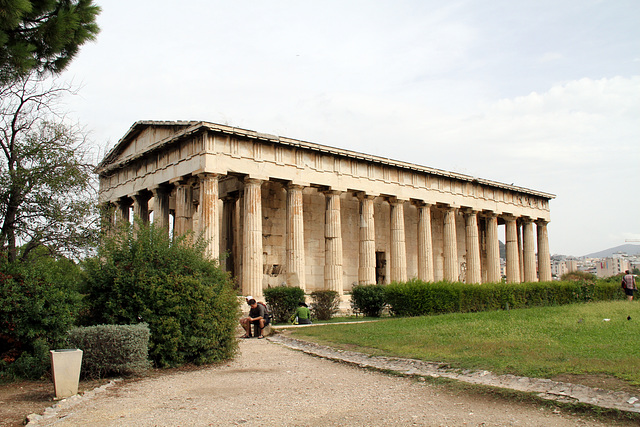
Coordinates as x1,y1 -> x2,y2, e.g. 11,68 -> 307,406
416,202 -> 434,282
243,178 -> 263,298
325,190 -> 343,295
443,207 -> 459,282
198,173 -> 219,260
389,198 -> 407,282
358,194 -> 376,285
485,213 -> 501,283
464,210 -> 482,284
536,220 -> 552,282
286,183 -> 306,290
522,218 -> 537,282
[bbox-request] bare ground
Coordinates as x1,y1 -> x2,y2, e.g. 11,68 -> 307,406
7,338 -> 638,427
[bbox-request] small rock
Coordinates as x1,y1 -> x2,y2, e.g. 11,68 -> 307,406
627,397 -> 638,404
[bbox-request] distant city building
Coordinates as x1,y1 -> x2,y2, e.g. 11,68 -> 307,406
596,257 -> 630,278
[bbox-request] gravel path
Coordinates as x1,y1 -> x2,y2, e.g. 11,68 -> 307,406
28,338 -> 620,426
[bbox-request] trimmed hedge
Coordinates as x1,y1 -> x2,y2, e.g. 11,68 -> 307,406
351,284 -> 386,317
310,290 -> 340,320
264,286 -> 305,323
383,278 -> 626,317
67,323 -> 150,379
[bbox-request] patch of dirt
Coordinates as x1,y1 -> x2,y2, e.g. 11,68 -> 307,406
551,373 -> 639,396
0,378 -> 109,427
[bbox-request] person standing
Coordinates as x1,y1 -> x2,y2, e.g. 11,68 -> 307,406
621,270 -> 637,302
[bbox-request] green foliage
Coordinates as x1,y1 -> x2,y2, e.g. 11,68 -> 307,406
561,270 -> 596,282
0,0 -> 101,81
67,323 -> 150,379
263,286 -> 305,323
310,290 -> 340,320
350,284 -> 387,317
384,278 -> 625,317
81,223 -> 239,368
0,252 -> 82,380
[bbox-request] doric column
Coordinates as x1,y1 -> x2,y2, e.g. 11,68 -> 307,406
522,218 -> 537,282
358,194 -> 376,285
505,215 -> 521,283
536,220 -> 552,282
443,207 -> 459,282
416,202 -> 434,282
389,198 -> 407,282
464,210 -> 481,284
100,202 -> 116,236
151,185 -> 171,233
198,173 -> 219,259
174,180 -> 194,237
485,213 -> 501,283
517,221 -> 524,282
324,190 -> 343,295
286,183 -> 306,290
116,197 -> 131,224
133,191 -> 151,223
243,178 -> 263,298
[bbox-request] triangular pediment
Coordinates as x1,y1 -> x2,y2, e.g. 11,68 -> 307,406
97,121 -> 199,171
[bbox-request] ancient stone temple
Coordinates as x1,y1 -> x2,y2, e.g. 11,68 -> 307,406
97,121 -> 555,297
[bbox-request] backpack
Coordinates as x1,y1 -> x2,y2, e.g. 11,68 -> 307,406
258,301 -> 271,325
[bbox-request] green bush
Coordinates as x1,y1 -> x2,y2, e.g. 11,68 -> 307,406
310,290 -> 340,320
81,223 -> 239,368
67,323 -> 151,379
351,284 -> 386,317
264,286 -> 305,323
0,253 -> 82,381
384,278 -> 625,317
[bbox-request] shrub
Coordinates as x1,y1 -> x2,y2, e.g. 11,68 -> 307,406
81,222 -> 239,368
263,286 -> 305,323
351,284 -> 386,317
67,323 -> 150,379
310,290 -> 340,320
384,278 -> 625,317
0,253 -> 82,381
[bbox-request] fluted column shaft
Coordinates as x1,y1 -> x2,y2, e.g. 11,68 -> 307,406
358,195 -> 376,285
537,220 -> 552,282
517,221 -> 524,282
174,181 -> 193,237
198,173 -> 219,259
243,178 -> 263,298
152,186 -> 171,232
116,197 -> 131,225
389,199 -> 407,282
505,216 -> 521,283
417,203 -> 434,282
286,184 -> 306,290
485,213 -> 501,283
443,207 -> 459,282
324,191 -> 343,295
133,192 -> 151,223
464,210 -> 482,284
523,218 -> 537,282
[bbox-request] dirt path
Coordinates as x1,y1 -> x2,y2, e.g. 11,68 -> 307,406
27,338 -> 623,426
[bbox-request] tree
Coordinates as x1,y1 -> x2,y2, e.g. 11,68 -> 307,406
82,223 -> 240,368
0,73 -> 97,262
0,0 -> 101,82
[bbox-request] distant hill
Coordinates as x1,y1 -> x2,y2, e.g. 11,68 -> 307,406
583,244 -> 640,258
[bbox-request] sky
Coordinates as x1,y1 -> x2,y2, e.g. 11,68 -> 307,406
59,0 -> 639,257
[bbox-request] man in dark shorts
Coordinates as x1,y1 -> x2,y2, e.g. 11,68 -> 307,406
621,270 -> 637,302
240,298 -> 269,338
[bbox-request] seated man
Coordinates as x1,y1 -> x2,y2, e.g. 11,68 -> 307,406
240,298 -> 268,338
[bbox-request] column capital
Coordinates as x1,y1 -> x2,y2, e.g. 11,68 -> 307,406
197,172 -> 219,180
244,177 -> 264,186
411,199 -> 433,208
354,191 -> 376,201
535,219 -> 549,226
286,182 -> 305,191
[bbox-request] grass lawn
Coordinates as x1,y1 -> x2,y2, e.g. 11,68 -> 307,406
288,300 -> 640,385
